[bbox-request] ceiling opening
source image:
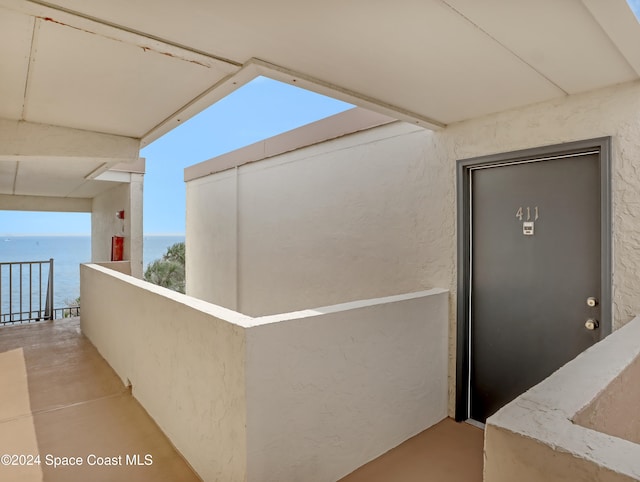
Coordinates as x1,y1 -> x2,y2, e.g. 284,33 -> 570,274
142,76 -> 354,157
628,0 -> 640,21
140,76 -> 353,234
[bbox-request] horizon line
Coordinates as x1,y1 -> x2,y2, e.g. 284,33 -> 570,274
1,233 -> 186,237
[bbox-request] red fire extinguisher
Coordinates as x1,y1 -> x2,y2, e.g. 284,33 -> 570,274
111,236 -> 124,262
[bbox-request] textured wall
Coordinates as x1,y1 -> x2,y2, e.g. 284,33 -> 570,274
245,289 -> 449,482
485,316 -> 640,482
91,177 -> 144,278
92,183 -> 129,264
186,168 -> 238,310
444,80 -> 640,329
186,121 -> 453,316
441,80 -> 640,412
574,354 -> 640,445
80,264 -> 249,482
82,264 -> 447,481
186,79 -> 640,417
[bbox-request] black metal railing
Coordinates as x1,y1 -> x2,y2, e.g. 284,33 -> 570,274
54,306 -> 80,319
0,258 -> 61,324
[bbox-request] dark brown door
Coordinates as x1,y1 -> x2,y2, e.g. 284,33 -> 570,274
469,153 -> 603,423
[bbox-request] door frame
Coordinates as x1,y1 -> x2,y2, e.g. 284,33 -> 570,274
455,137 -> 612,422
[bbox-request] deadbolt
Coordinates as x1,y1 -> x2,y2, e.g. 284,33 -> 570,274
585,319 -> 599,331
586,297 -> 598,307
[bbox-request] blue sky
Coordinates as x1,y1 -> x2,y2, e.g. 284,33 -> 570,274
0,78 -> 351,236
630,0 -> 640,18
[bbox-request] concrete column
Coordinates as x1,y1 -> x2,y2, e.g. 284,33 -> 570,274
129,174 -> 144,279
91,175 -> 144,279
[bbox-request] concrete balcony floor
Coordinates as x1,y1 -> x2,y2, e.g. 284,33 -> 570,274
1,317 -> 484,482
0,318 -> 200,482
340,417 -> 484,482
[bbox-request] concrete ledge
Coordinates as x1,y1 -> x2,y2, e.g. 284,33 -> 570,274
250,288 -> 448,327
184,107 -> 395,181
485,316 -> 640,481
95,261 -> 132,275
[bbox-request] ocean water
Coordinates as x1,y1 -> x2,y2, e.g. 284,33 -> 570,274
0,235 -> 184,314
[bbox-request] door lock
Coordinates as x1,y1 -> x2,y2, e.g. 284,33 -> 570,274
585,319 -> 599,331
586,297 -> 599,307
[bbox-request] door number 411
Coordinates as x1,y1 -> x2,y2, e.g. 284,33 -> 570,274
515,206 -> 539,221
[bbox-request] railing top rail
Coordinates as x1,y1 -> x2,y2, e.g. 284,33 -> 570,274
0,260 -> 52,266
0,258 -> 57,324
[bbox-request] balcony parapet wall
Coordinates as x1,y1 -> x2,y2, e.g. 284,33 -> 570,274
80,263 -> 448,482
485,316 -> 640,481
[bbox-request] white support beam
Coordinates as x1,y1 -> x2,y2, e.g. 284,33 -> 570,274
0,155 -> 136,165
0,118 -> 140,159
0,193 -> 91,212
111,157 -> 145,174
248,59 -> 446,131
142,57 -> 445,147
141,64 -> 258,147
93,171 -> 132,183
582,0 -> 640,76
81,157 -> 146,181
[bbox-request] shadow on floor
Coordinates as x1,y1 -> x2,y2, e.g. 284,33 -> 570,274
0,318 -> 200,482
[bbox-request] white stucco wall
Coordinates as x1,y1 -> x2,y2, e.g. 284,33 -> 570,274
441,80 -> 640,411
186,121 -> 452,316
186,79 -> 640,417
81,264 -> 448,481
484,316 -> 640,482
444,80 -> 640,328
574,354 -> 640,445
186,168 -> 238,310
95,261 -> 132,275
245,288 -> 449,482
91,176 -> 143,278
80,264 -> 249,482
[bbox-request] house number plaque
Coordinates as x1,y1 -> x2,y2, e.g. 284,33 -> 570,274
516,206 -> 539,236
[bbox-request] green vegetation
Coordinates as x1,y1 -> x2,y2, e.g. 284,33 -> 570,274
63,296 -> 81,318
144,242 -> 186,293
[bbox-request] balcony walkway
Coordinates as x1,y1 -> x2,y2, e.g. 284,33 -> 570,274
339,417 -> 484,482
1,317 -> 484,482
0,318 -> 200,482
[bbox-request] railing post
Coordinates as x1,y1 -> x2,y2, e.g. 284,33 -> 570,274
9,263 -> 13,322
19,263 -> 23,321
50,258 -> 54,320
29,263 -> 32,321
44,259 -> 54,321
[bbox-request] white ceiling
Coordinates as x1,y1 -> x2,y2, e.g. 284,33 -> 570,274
0,5 -> 236,138
0,0 -> 639,200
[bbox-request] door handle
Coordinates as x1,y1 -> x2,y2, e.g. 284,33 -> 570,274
585,319 -> 599,331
